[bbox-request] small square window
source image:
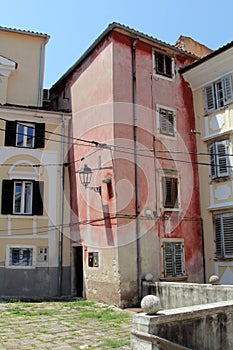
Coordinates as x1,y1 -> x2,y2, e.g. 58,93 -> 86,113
88,252 -> 99,267
38,247 -> 48,262
153,52 -> 174,79
10,248 -> 33,266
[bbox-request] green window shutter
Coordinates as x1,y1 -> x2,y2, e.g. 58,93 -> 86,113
163,243 -> 174,277
214,216 -> 222,258
1,180 -> 14,214
4,121 -> 16,146
32,181 -> 44,215
163,242 -> 184,277
34,123 -> 45,149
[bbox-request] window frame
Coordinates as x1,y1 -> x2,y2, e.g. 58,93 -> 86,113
209,139 -> 230,179
1,179 -> 44,216
161,240 -> 185,278
13,180 -> 33,215
16,122 -> 35,148
214,213 -> 233,259
5,120 -> 45,149
157,105 -> 176,138
6,245 -> 36,269
161,172 -> 180,210
153,51 -> 175,80
204,74 -> 233,113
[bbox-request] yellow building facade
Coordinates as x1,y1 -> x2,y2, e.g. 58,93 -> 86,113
182,43 -> 233,284
0,27 -> 71,297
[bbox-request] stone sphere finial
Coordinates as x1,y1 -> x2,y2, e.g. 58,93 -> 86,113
209,275 -> 220,285
141,295 -> 161,315
144,273 -> 153,282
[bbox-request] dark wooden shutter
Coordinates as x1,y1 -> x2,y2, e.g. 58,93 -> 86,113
1,180 -> 14,214
163,177 -> 178,208
33,181 -> 44,215
5,121 -> 16,146
34,123 -> 45,148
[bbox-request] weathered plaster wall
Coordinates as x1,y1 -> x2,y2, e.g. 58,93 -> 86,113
132,300 -> 233,350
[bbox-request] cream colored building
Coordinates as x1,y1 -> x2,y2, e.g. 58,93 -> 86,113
182,42 -> 233,284
0,26 -> 71,297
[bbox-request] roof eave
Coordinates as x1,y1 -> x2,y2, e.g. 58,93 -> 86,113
51,22 -> 197,91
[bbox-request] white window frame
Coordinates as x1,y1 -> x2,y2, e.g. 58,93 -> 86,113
209,139 -> 231,179
6,244 -> 36,269
161,238 -> 185,278
214,213 -> 233,259
153,50 -> 175,81
160,171 -> 181,211
13,180 -> 33,215
156,105 -> 176,138
204,74 -> 233,113
16,122 -> 35,148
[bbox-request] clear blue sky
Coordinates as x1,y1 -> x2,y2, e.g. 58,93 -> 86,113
1,0 -> 233,88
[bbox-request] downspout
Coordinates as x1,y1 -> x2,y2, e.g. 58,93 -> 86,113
37,42 -> 45,107
58,114 -> 65,296
132,37 -> 142,304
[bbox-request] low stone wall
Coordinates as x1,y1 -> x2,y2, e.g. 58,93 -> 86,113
131,300 -> 233,350
142,281 -> 233,309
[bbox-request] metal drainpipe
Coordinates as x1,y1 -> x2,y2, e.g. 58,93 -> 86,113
58,114 -> 65,296
132,37 -> 142,304
37,42 -> 45,107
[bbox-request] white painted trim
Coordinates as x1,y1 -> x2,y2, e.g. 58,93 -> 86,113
208,202 -> 233,211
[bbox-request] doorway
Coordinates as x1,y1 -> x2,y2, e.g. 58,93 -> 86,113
72,246 -> 83,297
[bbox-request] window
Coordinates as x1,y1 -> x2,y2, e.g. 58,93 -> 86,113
162,176 -> 179,209
1,180 -> 44,215
5,121 -> 45,148
38,247 -> 48,262
153,51 -> 173,78
214,213 -> 233,258
209,140 -> 230,179
204,75 -> 233,113
16,123 -> 35,148
88,252 -> 99,267
10,248 -> 33,266
163,242 -> 184,278
13,181 -> 33,214
158,107 -> 175,136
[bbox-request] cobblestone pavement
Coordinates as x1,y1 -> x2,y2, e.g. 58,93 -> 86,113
0,300 -> 134,349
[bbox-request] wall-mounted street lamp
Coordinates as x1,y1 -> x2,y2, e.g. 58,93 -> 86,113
79,164 -> 101,195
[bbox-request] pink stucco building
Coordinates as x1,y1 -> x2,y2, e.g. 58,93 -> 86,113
50,23 -> 205,307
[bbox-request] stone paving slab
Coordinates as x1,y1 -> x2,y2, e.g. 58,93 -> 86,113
0,301 -> 133,349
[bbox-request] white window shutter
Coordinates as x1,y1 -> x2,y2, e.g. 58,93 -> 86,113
223,214 -> 233,257
222,75 -> 233,104
204,84 -> 215,112
209,143 -> 217,178
216,140 -> 229,177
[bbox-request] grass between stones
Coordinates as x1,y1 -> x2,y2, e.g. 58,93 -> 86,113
0,300 -> 132,349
